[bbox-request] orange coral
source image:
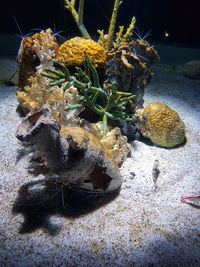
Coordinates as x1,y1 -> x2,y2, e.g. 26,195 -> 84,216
57,37 -> 107,66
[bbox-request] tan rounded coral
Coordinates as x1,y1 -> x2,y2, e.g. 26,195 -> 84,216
135,102 -> 186,148
57,37 -> 107,66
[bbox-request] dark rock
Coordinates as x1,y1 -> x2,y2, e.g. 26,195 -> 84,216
183,60 -> 200,79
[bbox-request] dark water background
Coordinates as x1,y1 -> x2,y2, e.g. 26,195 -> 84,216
1,0 -> 199,47
0,0 -> 199,63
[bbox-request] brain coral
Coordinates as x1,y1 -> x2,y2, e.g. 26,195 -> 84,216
135,102 -> 186,148
57,37 -> 107,66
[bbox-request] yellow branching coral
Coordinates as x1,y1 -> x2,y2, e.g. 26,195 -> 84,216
57,37 -> 107,66
98,16 -> 136,50
64,0 -> 91,39
105,0 -> 123,51
115,17 -> 136,45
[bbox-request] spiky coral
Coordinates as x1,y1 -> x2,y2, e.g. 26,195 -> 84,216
98,16 -> 136,50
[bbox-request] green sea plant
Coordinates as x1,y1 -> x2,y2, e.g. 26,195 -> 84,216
41,54 -> 135,135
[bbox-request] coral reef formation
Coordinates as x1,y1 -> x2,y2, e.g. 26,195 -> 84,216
15,0 -> 186,200
135,102 -> 186,147
42,55 -> 134,135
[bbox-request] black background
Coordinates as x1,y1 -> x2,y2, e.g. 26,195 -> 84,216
0,0 -> 199,48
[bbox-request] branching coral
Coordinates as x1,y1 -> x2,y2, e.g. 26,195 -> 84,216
64,0 -> 91,39
41,53 -> 135,135
105,0 -> 123,51
97,4 -> 137,51
17,71 -> 67,119
115,17 -> 136,46
64,0 -> 130,52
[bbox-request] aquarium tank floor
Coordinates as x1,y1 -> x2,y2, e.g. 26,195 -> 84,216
0,48 -> 200,266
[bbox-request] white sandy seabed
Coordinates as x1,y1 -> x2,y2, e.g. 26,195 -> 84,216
0,57 -> 200,266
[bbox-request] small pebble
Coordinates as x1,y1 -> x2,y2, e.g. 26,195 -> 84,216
130,172 -> 136,179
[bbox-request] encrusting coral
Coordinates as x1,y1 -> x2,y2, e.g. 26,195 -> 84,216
100,127 -> 130,166
135,102 -> 186,148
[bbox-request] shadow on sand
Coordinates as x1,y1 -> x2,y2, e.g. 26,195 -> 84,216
12,179 -> 119,236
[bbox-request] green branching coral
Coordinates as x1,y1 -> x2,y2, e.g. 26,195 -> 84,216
41,54 -> 135,135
